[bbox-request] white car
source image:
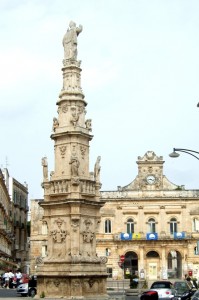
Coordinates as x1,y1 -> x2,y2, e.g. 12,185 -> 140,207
147,281 -> 176,299
17,282 -> 37,297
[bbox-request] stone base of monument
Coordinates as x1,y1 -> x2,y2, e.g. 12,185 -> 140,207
35,260 -> 109,299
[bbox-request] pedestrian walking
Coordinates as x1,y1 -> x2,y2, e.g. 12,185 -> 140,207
15,269 -> 22,287
3,270 -> 10,289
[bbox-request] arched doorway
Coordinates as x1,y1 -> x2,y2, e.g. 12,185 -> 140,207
146,251 -> 160,280
124,251 -> 138,278
168,250 -> 182,279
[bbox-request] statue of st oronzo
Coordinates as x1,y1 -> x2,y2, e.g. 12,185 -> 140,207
63,21 -> 83,60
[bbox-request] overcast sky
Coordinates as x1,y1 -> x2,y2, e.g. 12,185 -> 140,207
0,0 -> 199,200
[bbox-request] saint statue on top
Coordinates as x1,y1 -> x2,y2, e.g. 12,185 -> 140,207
63,21 -> 83,60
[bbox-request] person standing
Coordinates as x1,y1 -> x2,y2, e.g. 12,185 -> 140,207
3,270 -> 9,288
15,269 -> 22,287
8,270 -> 14,288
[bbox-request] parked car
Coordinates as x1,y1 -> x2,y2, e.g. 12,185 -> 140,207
174,280 -> 196,300
146,280 -> 176,299
141,290 -> 159,300
191,290 -> 199,300
17,275 -> 37,297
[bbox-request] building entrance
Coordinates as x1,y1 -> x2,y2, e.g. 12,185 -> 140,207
146,251 -> 160,280
124,251 -> 138,277
168,250 -> 182,279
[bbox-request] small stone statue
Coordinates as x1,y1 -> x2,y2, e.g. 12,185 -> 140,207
63,21 -> 83,60
42,157 -> 48,180
52,117 -> 59,132
85,119 -> 92,131
69,156 -> 80,176
94,156 -> 101,182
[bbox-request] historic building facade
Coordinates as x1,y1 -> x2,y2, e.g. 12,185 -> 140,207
0,169 -> 14,270
30,150 -> 199,282
97,151 -> 199,281
2,168 -> 29,272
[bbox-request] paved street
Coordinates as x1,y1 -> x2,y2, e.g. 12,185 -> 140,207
0,287 -> 139,299
0,287 -> 19,298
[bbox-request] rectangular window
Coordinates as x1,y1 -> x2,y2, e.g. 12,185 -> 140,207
106,248 -> 111,256
42,245 -> 47,257
170,223 -> 177,234
105,220 -> 111,233
193,219 -> 199,231
127,223 -> 134,234
107,267 -> 112,278
149,223 -> 156,233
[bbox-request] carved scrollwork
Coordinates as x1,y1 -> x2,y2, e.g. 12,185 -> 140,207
80,145 -> 86,159
82,219 -> 94,243
71,255 -> 107,264
88,278 -> 95,287
71,218 -> 80,232
35,256 -> 43,265
59,146 -> 67,158
54,279 -> 60,287
50,219 -> 67,243
62,104 -> 68,113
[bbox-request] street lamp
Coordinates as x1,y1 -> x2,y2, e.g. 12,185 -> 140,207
169,148 -> 199,160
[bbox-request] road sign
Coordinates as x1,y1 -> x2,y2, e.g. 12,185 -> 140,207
120,255 -> 125,262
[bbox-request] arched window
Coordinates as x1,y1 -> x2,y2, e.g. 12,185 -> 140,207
148,218 -> 156,233
170,218 -> 177,234
105,219 -> 111,233
127,218 -> 134,234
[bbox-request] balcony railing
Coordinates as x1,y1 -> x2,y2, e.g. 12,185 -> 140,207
98,232 -> 195,242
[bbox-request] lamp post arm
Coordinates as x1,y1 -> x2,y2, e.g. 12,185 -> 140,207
173,148 -> 199,160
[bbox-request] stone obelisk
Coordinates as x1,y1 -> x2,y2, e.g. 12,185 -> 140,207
36,21 -> 108,299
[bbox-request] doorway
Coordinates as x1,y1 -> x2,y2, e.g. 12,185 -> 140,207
146,251 -> 160,280
124,251 -> 138,277
168,250 -> 182,279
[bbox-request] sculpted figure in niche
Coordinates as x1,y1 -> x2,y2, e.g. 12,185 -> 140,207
48,218 -> 67,259
70,106 -> 79,127
63,21 -> 83,60
52,117 -> 59,132
82,219 -> 94,256
41,157 -> 48,180
69,156 -> 80,176
94,156 -> 101,182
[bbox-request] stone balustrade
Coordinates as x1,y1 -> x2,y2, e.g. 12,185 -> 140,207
49,179 -> 96,196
